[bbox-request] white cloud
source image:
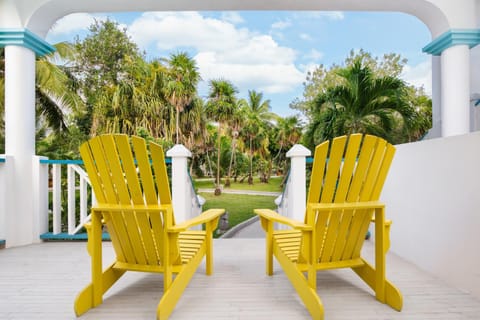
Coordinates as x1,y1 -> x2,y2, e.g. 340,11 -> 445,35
196,51 -> 304,94
128,12 -> 304,94
300,33 -> 313,41
307,11 -> 345,20
401,60 -> 432,95
271,20 -> 292,30
49,13 -> 107,35
221,12 -> 244,24
304,49 -> 324,61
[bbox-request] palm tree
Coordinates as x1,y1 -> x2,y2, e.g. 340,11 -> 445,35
239,90 -> 274,184
305,60 -> 415,147
205,79 -> 238,195
225,103 -> 245,187
163,52 -> 200,144
1,43 -> 84,153
273,116 -> 303,172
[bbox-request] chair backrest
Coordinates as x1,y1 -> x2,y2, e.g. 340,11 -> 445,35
80,134 -> 179,266
305,134 -> 395,263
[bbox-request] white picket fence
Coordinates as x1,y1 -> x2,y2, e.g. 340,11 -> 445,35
39,145 -> 202,237
40,160 -> 95,235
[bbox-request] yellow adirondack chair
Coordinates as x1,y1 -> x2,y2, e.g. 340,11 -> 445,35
74,134 -> 225,320
255,134 -> 402,319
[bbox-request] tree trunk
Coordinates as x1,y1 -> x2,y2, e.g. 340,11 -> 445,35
206,150 -> 213,177
175,107 -> 180,144
225,135 -> 236,188
248,136 -> 253,185
215,123 -> 222,195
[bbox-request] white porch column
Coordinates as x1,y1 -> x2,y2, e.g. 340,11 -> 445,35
166,144 -> 192,224
440,45 -> 471,136
423,29 -> 480,137
1,29 -> 55,247
4,45 -> 37,247
285,144 -> 311,222
427,55 -> 442,138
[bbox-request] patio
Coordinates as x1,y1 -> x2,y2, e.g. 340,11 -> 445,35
1,238 -> 479,320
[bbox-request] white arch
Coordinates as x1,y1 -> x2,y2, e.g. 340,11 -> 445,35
1,0 -> 477,39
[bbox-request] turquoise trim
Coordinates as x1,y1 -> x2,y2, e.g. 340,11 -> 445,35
0,239 -> 5,245
40,232 -> 111,241
40,159 -> 83,165
39,158 -> 172,165
423,29 -> 480,56
0,157 -> 5,163
0,28 -> 55,57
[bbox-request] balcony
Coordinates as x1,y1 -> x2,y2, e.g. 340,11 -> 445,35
1,132 -> 480,319
1,238 -> 480,319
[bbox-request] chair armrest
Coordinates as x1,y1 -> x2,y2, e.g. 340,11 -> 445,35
254,209 -> 312,231
371,217 -> 392,226
308,201 -> 385,211
168,209 -> 225,233
91,204 -> 172,213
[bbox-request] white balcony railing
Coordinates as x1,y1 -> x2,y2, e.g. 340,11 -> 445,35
37,144 -> 203,239
0,155 -> 6,244
40,159 -> 95,237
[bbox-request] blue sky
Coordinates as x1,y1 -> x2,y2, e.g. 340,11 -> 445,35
46,11 -> 432,117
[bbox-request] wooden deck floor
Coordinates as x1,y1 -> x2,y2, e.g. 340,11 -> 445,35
1,239 -> 479,319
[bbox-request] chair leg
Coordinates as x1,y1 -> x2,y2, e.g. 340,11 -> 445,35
157,243 -> 206,320
74,263 -> 126,316
353,208 -> 403,311
274,243 -> 324,319
205,221 -> 215,275
265,220 -> 273,275
353,261 -> 403,311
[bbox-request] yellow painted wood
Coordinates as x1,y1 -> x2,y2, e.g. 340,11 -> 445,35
132,136 -> 158,204
150,141 -> 172,205
320,135 -> 346,203
114,134 -> 144,204
274,238 -> 324,319
254,134 -> 402,318
307,142 -> 328,204
75,134 -> 225,319
334,134 -> 362,203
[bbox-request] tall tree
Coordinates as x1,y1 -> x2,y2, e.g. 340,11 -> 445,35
304,60 -> 415,147
163,52 -> 200,144
1,43 -> 84,154
291,49 -> 408,117
224,102 -> 245,187
273,116 -> 303,171
73,19 -> 142,136
205,79 -> 238,195
239,90 -> 274,184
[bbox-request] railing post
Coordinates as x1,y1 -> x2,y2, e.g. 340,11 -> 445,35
33,156 -> 49,239
67,165 -> 76,234
0,156 -> 12,244
166,144 -> 192,224
52,164 -> 62,234
286,145 -> 311,222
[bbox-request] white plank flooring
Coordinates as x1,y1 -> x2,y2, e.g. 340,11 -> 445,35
1,239 -> 480,319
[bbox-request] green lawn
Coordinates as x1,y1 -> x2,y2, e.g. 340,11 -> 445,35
194,176 -> 284,192
200,192 -> 277,237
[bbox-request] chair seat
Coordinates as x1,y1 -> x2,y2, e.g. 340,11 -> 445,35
179,231 -> 206,264
273,230 -> 302,263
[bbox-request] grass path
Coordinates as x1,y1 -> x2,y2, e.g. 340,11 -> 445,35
199,193 -> 277,237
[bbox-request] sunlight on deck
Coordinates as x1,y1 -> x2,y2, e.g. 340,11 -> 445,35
1,239 -> 480,319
